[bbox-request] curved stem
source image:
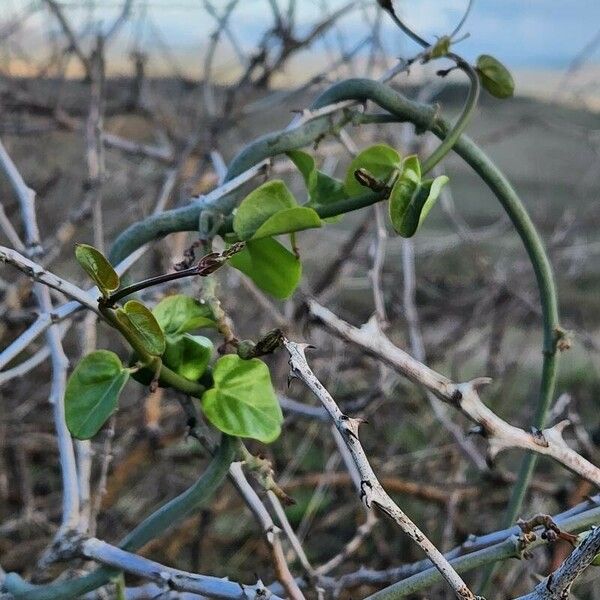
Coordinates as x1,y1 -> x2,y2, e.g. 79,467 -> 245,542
3,435 -> 235,600
421,55 -> 480,175
108,79 -> 559,531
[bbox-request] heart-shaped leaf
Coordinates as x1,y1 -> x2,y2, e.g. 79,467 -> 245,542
228,237 -> 301,299
201,355 -> 282,443
234,180 -> 297,240
476,55 -> 514,99
252,206 -> 322,240
65,350 -> 129,439
152,295 -> 215,335
116,300 -> 165,356
389,155 -> 448,237
75,244 -> 119,297
344,144 -> 402,197
163,334 -> 213,381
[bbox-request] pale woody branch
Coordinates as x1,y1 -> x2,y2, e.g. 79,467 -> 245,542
307,299 -> 600,487
283,339 -> 478,600
515,526 -> 600,600
81,537 -> 281,600
0,246 -> 99,313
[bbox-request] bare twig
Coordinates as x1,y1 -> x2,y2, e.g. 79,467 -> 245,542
401,237 -> 487,470
0,137 -> 80,560
228,463 -> 305,600
0,139 -> 40,253
81,537 -> 282,600
307,300 -> 600,486
0,246 -> 98,312
515,526 -> 600,599
283,339 -> 477,600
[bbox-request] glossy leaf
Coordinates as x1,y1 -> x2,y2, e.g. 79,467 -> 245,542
117,300 -> 165,356
65,350 -> 129,439
344,144 -> 402,197
251,206 -> 322,240
75,243 -> 119,297
233,180 -> 296,240
476,55 -> 515,99
389,155 -> 448,237
228,237 -> 301,299
152,294 -> 215,335
287,150 -> 347,220
201,355 -> 282,443
163,334 -> 213,381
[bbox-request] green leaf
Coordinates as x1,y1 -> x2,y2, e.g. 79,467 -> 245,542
344,144 -> 402,197
388,155 -> 448,237
117,300 -> 165,356
152,294 -> 215,335
429,35 -> 451,59
286,150 -> 347,221
201,355 -> 282,443
228,237 -> 301,299
65,350 -> 129,439
234,180 -> 297,240
75,244 -> 119,297
286,149 -> 316,183
476,54 -> 515,99
163,334 -> 213,381
252,206 -> 322,240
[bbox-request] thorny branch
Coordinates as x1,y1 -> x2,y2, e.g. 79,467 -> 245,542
283,339 -> 478,600
306,299 -> 600,486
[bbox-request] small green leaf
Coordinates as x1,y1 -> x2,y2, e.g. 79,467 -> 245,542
252,206 -> 322,240
152,295 -> 215,335
388,155 -> 448,237
429,36 -> 451,59
117,300 -> 165,356
476,54 -> 515,99
286,149 -> 315,183
163,334 -> 213,381
201,355 -> 282,443
65,350 -> 129,439
75,244 -> 119,297
344,144 -> 402,197
234,180 -> 297,240
228,237 -> 301,299
287,150 -> 347,221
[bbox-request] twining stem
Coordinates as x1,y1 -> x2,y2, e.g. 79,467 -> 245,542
420,54 -> 480,175
3,435 -> 235,600
105,265 -> 200,305
108,77 -> 560,532
311,79 -> 560,514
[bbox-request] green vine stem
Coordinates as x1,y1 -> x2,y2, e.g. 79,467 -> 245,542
363,504 -> 600,600
3,434 -> 235,600
109,77 -> 560,531
420,55 -> 480,175
311,78 -> 560,534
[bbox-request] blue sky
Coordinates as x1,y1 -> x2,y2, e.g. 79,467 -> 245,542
3,0 -> 600,75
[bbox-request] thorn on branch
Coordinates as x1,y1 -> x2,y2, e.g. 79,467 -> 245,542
529,427 -> 549,448
555,326 -> 573,352
359,479 -> 373,508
